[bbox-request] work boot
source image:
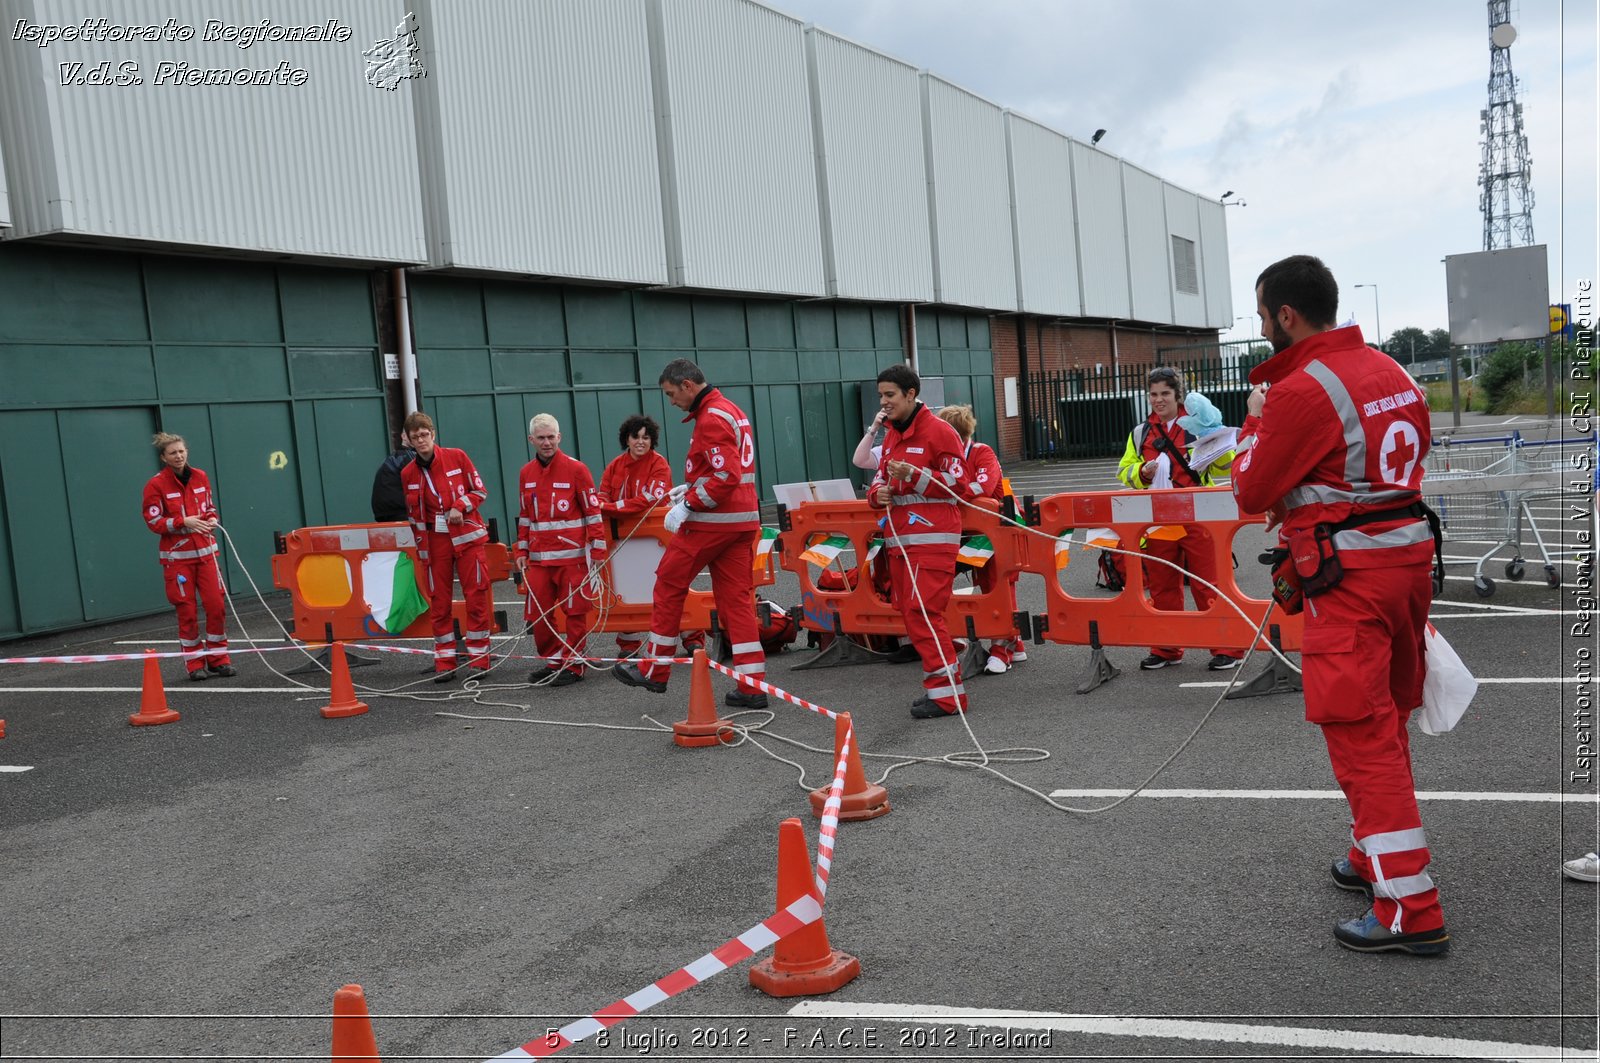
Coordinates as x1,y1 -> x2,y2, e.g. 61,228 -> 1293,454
1331,857 -> 1373,897
887,644 -> 921,664
1333,909 -> 1449,955
548,669 -> 584,688
613,662 -> 667,694
187,669 -> 209,682
910,695 -> 957,719
433,667 -> 460,685
527,666 -> 556,684
206,664 -> 237,678
725,689 -> 768,709
1139,654 -> 1180,670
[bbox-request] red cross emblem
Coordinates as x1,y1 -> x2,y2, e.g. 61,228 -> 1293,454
1379,423 -> 1421,484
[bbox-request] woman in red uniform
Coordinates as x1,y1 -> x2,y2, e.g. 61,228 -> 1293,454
597,415 -> 673,658
142,433 -> 234,681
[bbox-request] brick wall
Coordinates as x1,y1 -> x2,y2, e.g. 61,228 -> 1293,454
988,317 -> 1218,459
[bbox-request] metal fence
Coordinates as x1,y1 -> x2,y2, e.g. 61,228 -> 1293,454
1021,340 -> 1267,459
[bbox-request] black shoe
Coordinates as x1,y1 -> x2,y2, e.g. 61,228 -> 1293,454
420,662 -> 439,676
548,669 -> 584,688
187,669 -> 209,682
527,666 -> 556,683
613,663 -> 667,694
433,668 -> 460,685
1333,909 -> 1450,955
725,689 -> 768,709
1207,655 -> 1241,671
206,664 -> 237,678
887,644 -> 921,664
1331,857 -> 1374,897
1139,654 -> 1180,670
910,697 -> 957,720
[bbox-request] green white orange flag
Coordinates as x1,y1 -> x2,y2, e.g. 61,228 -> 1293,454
362,550 -> 429,634
753,526 -> 779,573
957,535 -> 994,568
799,534 -> 851,567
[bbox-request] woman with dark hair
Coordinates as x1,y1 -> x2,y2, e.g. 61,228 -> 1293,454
597,414 -> 674,657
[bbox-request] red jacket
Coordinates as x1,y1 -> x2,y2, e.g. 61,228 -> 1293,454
400,446 -> 490,554
598,450 -> 672,516
515,450 -> 603,566
142,466 -> 220,565
680,387 -> 759,531
1232,325 -> 1432,569
964,440 -> 1005,501
868,403 -> 966,549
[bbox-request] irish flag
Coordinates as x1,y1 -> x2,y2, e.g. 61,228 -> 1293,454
800,534 -> 851,567
1054,534 -> 1072,571
362,551 -> 430,634
753,526 -> 779,574
957,535 -> 994,568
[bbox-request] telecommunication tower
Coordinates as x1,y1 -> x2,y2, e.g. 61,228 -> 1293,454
1478,1 -> 1535,249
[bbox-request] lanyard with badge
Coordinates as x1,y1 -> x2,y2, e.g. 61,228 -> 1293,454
422,462 -> 451,533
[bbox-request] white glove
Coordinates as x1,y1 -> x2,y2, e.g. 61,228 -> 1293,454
664,501 -> 690,534
668,483 -> 689,504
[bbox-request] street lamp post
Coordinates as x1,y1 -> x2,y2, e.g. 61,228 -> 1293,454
1354,283 -> 1382,352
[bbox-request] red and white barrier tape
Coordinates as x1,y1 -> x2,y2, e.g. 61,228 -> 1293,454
704,658 -> 839,721
0,645 -> 309,666
481,677 -> 855,1062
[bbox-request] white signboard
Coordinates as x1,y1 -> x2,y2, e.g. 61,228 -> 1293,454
1444,245 -> 1550,345
772,479 -> 859,510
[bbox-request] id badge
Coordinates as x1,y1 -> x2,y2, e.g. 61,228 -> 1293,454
434,514 -> 449,534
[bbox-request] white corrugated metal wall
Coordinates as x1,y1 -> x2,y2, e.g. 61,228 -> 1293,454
1005,112 -> 1079,317
1122,162 -> 1172,324
806,29 -> 932,303
0,0 -> 425,262
1163,183 -> 1207,327
0,122 -> 10,227
921,75 -> 1016,311
1070,142 -> 1131,319
413,0 -> 665,283
651,0 -> 824,296
1197,198 -> 1233,327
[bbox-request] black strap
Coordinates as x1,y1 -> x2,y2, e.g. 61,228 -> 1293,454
1330,501 -> 1446,594
1140,424 -> 1202,485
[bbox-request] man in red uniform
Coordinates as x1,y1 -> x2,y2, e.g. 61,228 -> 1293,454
399,412 -> 494,683
142,432 -> 234,681
597,414 -> 673,658
613,359 -> 768,709
1232,254 -> 1447,955
1116,368 -> 1242,672
871,366 -> 970,719
516,414 -> 605,686
938,404 -> 1026,675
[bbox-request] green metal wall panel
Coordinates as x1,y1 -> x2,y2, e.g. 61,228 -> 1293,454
745,300 -> 794,349
493,349 -> 568,390
570,351 -> 637,387
291,349 -> 381,396
1,345 -> 157,407
485,283 -> 565,347
872,305 -> 901,348
156,346 -> 291,401
426,395 -> 510,535
0,411 -> 86,629
635,293 -> 695,348
751,349 -> 798,383
0,245 -> 148,343
565,288 -> 635,348
696,350 -> 751,384
795,304 -> 836,350
146,259 -> 282,343
59,407 -> 163,620
835,305 -> 873,349
411,278 -> 487,347
0,465 -> 17,636
309,398 -> 389,525
280,269 -> 377,346
692,298 -> 746,349
416,349 -> 494,394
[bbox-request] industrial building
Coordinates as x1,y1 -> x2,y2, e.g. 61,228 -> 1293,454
0,0 -> 1232,638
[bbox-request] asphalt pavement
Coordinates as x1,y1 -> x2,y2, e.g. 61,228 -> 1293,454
1,459 -> 1595,1063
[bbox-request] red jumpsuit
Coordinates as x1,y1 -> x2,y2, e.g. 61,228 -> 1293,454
515,450 -> 604,676
639,388 -> 765,690
1116,416 -> 1241,664
401,447 -> 493,674
962,440 -> 1025,667
142,466 -> 230,676
1232,324 -> 1441,935
870,404 -> 969,714
598,449 -> 673,656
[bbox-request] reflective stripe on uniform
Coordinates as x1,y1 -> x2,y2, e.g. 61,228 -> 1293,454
912,468 -> 934,494
1304,358 -> 1371,488
885,532 -> 961,547
695,482 -> 717,508
731,641 -> 763,655
451,527 -> 487,547
519,517 -> 587,531
1357,827 -> 1428,856
733,662 -> 765,674
160,544 -> 218,561
890,493 -> 956,506
684,510 -> 759,524
1332,520 -> 1432,551
526,548 -> 583,561
1284,483 -> 1416,510
1373,871 -> 1436,899
464,629 -> 490,641
435,634 -> 455,645
926,682 -> 966,700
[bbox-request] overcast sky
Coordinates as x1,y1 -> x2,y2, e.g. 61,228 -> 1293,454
771,0 -> 1597,345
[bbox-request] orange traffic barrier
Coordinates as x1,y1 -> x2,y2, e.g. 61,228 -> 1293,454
749,817 -> 860,997
0,719 -> 6,739
808,711 -> 888,821
780,498 -> 1026,669
129,650 -> 181,727
319,643 -> 370,720
673,649 -> 733,748
1027,485 -> 1304,695
329,983 -> 382,1062
270,522 -> 512,644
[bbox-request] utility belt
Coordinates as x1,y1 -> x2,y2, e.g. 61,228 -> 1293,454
1262,501 -> 1444,614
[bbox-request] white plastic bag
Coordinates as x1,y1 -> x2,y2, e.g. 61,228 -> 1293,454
1418,623 -> 1477,736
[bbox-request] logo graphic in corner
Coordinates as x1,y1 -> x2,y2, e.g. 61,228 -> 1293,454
364,12 -> 426,91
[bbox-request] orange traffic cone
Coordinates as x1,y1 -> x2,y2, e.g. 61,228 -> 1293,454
808,712 -> 889,821
330,983 -> 382,1061
749,817 -> 861,997
0,719 -> 6,739
128,650 -> 180,727
672,649 -> 732,748
320,643 -> 370,719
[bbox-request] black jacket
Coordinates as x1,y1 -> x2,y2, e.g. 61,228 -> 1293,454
371,448 -> 415,522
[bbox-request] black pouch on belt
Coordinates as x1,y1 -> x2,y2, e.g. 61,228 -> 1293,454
1261,546 -> 1303,614
1288,523 -> 1343,597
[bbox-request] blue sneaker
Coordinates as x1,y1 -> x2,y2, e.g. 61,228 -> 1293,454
1331,857 -> 1373,897
1333,909 -> 1449,955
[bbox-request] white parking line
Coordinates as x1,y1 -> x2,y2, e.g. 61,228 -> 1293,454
787,1003 -> 1569,1062
1182,677 -> 1578,688
0,687 -> 317,694
1047,788 -> 1597,802
1,766 -> 35,773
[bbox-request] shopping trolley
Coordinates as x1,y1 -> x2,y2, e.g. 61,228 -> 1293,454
1421,430 -> 1594,597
